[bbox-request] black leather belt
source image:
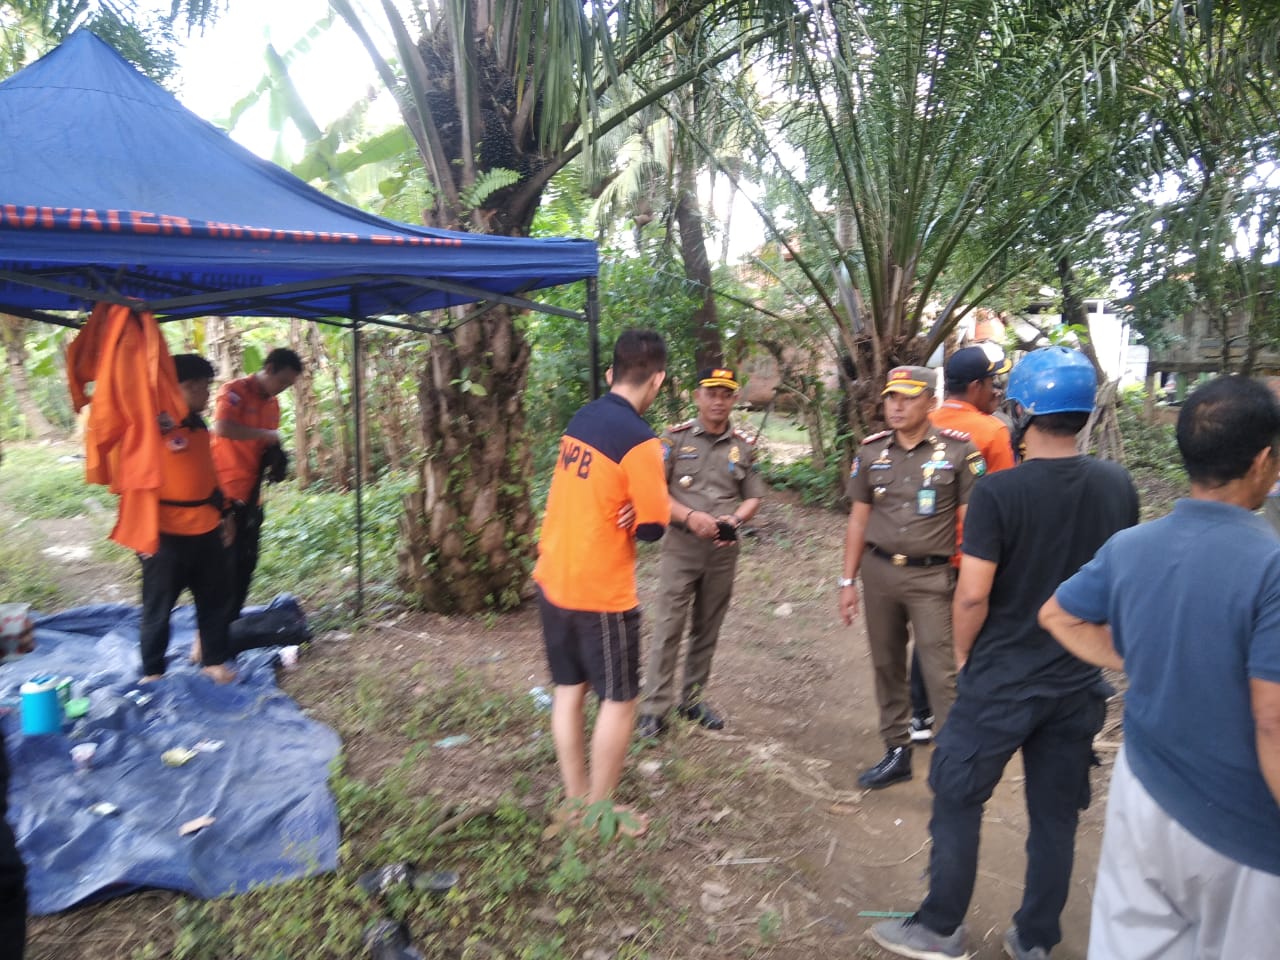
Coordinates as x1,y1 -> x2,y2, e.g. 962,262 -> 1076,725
867,544 -> 951,568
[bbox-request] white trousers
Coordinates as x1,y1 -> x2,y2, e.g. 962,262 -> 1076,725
1089,746 -> 1280,960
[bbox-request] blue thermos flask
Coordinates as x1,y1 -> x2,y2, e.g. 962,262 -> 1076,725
20,674 -> 63,735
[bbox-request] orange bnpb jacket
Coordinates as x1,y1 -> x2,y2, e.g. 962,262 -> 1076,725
66,303 -> 188,555
533,393 -> 668,613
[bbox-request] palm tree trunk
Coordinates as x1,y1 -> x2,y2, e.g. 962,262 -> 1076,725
675,158 -> 722,371
398,307 -> 534,612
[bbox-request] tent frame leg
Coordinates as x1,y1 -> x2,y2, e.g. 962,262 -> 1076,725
352,320 -> 365,617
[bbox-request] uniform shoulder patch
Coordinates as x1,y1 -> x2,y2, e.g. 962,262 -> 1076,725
937,427 -> 971,441
861,429 -> 892,445
668,420 -> 694,433
732,428 -> 757,445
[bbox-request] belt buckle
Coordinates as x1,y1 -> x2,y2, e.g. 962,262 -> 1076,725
892,553 -> 908,567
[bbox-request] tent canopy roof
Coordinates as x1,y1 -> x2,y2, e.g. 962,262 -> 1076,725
0,31 -> 597,324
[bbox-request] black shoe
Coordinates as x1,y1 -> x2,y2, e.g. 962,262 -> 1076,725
857,745 -> 912,789
677,701 -> 725,730
636,714 -> 668,739
362,919 -> 426,960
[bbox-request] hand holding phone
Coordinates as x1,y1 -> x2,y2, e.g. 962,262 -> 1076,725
715,519 -> 739,542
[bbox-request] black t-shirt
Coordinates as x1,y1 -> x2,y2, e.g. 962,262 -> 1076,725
959,456 -> 1139,700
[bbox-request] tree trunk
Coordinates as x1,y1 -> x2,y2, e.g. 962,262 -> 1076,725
1057,257 -> 1106,383
675,158 -> 722,371
205,315 -> 242,383
289,318 -> 317,489
1,316 -> 58,440
398,306 -> 534,613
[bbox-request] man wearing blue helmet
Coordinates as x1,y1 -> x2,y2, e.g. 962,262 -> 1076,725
871,347 -> 1138,960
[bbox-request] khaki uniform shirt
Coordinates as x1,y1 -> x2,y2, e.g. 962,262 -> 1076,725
661,419 -> 767,518
847,428 -> 985,557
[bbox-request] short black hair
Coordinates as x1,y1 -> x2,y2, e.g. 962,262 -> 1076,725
264,347 -> 304,374
1030,411 -> 1090,437
173,353 -> 215,383
945,377 -> 985,397
1177,376 -> 1280,486
611,329 -> 667,386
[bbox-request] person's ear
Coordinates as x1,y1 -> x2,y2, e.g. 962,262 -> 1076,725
605,366 -> 615,387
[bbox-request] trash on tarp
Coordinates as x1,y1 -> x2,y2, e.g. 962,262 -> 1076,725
88,802 -> 119,817
192,740 -> 224,753
162,747 -> 198,767
70,743 -> 97,772
179,815 -> 215,836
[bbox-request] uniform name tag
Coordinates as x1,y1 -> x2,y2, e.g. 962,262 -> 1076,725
917,489 -> 936,516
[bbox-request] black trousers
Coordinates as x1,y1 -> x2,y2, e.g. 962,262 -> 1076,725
915,686 -> 1105,952
138,528 -> 232,675
0,729 -> 27,959
910,646 -> 931,718
228,501 -> 264,620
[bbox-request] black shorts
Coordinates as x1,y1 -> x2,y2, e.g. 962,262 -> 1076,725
537,588 -> 641,702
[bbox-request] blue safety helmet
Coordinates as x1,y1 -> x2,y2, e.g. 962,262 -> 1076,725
1005,347 -> 1097,416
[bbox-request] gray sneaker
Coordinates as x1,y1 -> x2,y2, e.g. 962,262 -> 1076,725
869,917 -> 970,959
1003,927 -> 1049,959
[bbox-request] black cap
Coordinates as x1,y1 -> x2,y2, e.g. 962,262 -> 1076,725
944,345 -> 1010,385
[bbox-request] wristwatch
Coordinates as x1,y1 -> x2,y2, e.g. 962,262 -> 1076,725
838,577 -> 855,588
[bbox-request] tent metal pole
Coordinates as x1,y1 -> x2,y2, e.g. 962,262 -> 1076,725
587,276 -> 600,400
352,320 -> 365,617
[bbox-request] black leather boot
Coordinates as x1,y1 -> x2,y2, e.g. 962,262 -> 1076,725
857,745 -> 912,789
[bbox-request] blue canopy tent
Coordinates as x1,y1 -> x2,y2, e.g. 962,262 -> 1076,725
0,30 -> 605,608
0,30 -> 599,329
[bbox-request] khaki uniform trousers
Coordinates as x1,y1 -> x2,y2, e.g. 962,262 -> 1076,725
642,527 -> 739,716
859,552 -> 956,747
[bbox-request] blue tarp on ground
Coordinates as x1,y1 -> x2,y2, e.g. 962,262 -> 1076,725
0,602 -> 340,914
0,30 -> 598,320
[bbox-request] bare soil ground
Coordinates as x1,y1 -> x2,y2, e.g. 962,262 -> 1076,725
23,488 -> 1116,959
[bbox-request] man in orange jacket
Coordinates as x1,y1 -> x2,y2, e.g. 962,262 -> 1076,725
140,354 -> 236,684
211,348 -> 302,619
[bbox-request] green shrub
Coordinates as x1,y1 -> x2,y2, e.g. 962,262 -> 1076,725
756,455 -> 845,508
253,471 -> 418,608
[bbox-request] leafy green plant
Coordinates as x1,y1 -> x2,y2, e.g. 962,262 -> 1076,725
756,455 -> 845,508
253,469 -> 417,607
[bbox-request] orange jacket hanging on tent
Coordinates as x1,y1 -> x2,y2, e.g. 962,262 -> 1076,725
66,302 -> 187,554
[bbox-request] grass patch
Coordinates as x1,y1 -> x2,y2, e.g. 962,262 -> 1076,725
163,671 -> 670,960
0,445 -> 114,518
0,521 -> 69,609
740,410 -> 810,446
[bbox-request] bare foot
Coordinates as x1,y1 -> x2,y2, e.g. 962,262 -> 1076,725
201,663 -> 238,685
612,804 -> 649,838
541,798 -> 586,841
140,673 -> 165,684
581,802 -> 649,840
189,634 -> 202,665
